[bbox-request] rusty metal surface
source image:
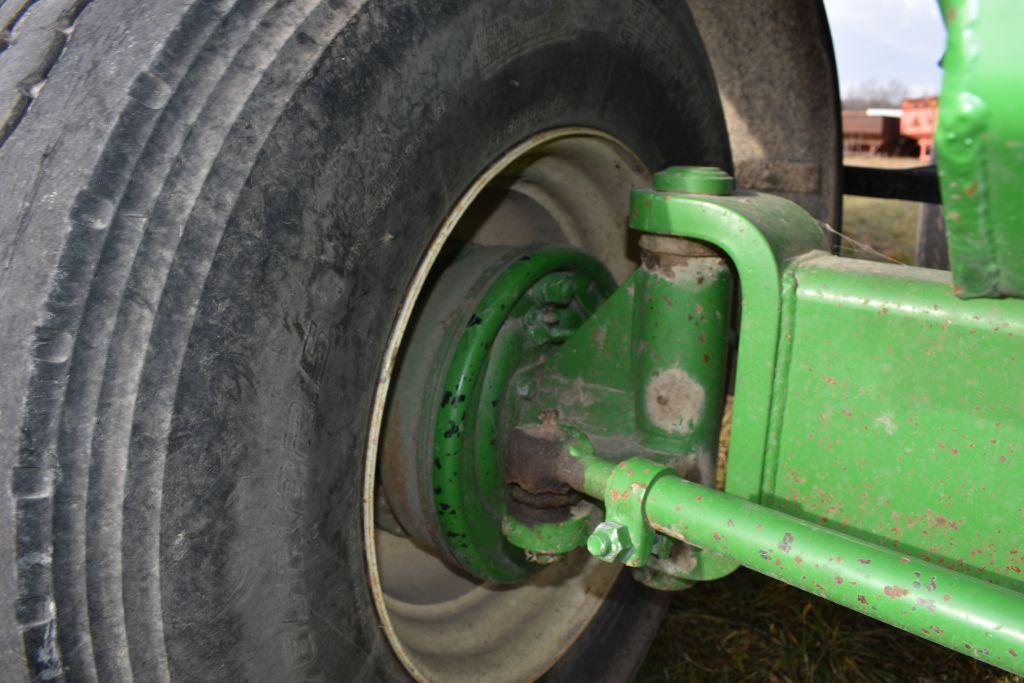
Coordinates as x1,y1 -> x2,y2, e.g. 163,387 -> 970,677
506,421 -> 582,523
642,470 -> 1024,673
765,254 -> 1024,591
936,0 -> 1024,298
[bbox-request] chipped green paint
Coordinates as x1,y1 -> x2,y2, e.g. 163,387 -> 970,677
563,446 -> 1024,672
639,472 -> 1024,674
501,508 -> 591,555
562,424 -> 617,500
629,186 -> 829,503
432,246 -> 614,582
764,254 -> 1024,592
937,0 -> 1024,298
595,458 -> 673,567
563,426 -> 736,582
631,249 -> 732,455
435,148 -> 1024,669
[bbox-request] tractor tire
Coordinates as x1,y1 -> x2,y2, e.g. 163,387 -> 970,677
916,202 -> 950,270
0,0 -> 730,679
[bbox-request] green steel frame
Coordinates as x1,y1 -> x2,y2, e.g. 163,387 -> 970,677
410,1 -> 1024,674
938,0 -> 1024,298
494,173 -> 1024,673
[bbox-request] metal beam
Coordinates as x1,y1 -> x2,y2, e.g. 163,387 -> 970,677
636,466 -> 1024,673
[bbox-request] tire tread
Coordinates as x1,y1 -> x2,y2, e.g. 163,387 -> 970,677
0,0 -> 92,146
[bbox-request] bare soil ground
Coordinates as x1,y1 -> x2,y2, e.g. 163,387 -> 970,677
638,161 -> 1021,681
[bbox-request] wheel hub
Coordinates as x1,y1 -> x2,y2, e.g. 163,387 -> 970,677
382,244 -> 614,582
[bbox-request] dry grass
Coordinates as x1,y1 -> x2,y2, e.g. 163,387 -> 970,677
840,195 -> 919,265
638,569 -> 1020,683
839,154 -> 924,265
638,197 -> 1019,680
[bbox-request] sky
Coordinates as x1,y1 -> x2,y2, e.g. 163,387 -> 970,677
823,0 -> 945,97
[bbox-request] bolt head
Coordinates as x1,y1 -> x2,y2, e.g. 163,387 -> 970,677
586,533 -> 611,557
535,276 -> 576,305
653,166 -> 734,196
587,521 -> 633,563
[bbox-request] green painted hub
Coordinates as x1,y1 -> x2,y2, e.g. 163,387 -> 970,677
431,245 -> 615,582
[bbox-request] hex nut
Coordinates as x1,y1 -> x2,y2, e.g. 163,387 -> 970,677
586,521 -> 633,563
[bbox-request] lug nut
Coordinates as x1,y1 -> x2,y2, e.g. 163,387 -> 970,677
533,275 -> 577,306
587,521 -> 633,563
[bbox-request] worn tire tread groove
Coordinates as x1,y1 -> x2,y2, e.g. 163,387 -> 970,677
1,1 -> 724,679
0,0 -> 92,146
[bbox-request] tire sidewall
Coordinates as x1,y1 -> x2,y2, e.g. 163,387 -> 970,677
2,0 -> 730,679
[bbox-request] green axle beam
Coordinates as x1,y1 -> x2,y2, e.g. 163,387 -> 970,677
572,452 -> 1024,672
412,2 -> 1024,670
495,166 -> 1024,675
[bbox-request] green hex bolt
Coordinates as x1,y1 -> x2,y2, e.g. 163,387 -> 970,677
587,521 -> 633,563
532,274 -> 577,305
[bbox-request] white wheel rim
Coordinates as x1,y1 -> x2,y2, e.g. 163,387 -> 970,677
362,128 -> 650,682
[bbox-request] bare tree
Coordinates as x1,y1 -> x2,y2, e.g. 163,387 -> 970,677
842,79 -> 911,109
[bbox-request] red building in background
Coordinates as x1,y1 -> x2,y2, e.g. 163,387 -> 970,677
901,96 -> 939,160
842,110 -> 901,155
